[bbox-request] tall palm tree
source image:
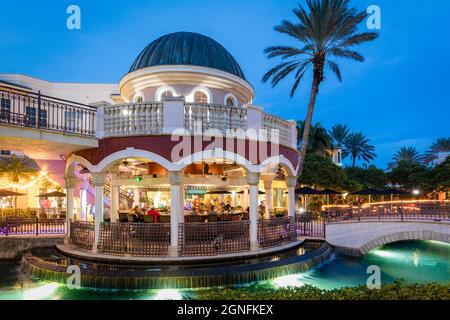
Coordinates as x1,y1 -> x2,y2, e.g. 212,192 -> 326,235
423,137 -> 450,164
329,124 -> 350,148
343,132 -> 376,166
388,146 -> 423,169
297,121 -> 332,155
262,0 -> 378,177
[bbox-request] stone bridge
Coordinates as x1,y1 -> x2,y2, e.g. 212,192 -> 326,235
326,221 -> 450,256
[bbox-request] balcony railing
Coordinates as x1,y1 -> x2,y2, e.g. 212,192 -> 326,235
104,102 -> 164,137
0,89 -> 96,136
69,220 -> 95,250
184,103 -> 247,135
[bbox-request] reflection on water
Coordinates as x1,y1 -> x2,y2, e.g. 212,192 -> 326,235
0,240 -> 448,299
269,240 -> 450,290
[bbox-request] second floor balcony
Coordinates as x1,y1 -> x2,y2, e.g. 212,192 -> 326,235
0,89 -> 298,152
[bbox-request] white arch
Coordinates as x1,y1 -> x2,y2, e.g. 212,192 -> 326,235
224,93 -> 238,106
132,91 -> 145,103
186,86 -> 212,103
176,149 -> 260,173
93,148 -> 177,173
155,85 -> 178,101
260,155 -> 297,177
65,154 -> 95,176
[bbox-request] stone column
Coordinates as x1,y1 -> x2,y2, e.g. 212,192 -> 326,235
110,184 -> 119,222
80,178 -> 89,221
133,188 -> 140,207
65,175 -> 76,238
247,172 -> 260,251
168,171 -> 183,257
262,175 -> 274,219
286,176 -> 297,218
242,187 -> 249,209
92,173 -> 105,253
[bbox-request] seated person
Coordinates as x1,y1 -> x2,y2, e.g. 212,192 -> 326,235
131,205 -> 144,222
208,206 -> 218,217
146,207 -> 161,223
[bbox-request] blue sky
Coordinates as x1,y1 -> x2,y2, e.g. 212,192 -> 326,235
0,0 -> 449,169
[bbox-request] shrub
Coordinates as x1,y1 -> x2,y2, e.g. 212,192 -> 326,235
193,280 -> 450,300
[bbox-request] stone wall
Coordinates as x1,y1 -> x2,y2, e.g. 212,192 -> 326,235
0,235 -> 65,260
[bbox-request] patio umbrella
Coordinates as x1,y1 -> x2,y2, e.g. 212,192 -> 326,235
351,188 -> 383,203
320,189 -> 342,205
206,190 -> 232,195
236,190 -> 266,195
36,191 -> 66,198
0,189 -> 26,197
294,187 -> 322,212
382,189 -> 410,202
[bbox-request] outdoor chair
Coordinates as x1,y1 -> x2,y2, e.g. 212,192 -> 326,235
143,215 -> 154,223
119,212 -> 128,222
159,215 -> 171,223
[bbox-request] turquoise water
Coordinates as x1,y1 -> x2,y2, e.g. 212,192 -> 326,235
0,240 -> 448,300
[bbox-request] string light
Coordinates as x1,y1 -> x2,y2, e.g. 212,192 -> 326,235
0,170 -> 60,190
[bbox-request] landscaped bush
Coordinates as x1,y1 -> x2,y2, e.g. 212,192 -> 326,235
194,280 -> 450,300
0,208 -> 38,219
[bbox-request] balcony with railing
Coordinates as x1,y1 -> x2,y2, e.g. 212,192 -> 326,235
0,88 -> 297,149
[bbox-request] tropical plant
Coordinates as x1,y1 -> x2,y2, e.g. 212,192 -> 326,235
299,153 -> 347,190
262,0 -> 378,178
431,156 -> 450,191
388,146 -> 423,169
296,121 -> 332,155
388,160 -> 433,192
343,132 -> 376,166
345,165 -> 388,189
423,137 -> 450,165
0,155 -> 38,182
329,124 -> 350,148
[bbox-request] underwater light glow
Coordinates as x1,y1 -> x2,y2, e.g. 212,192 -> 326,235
152,289 -> 182,300
370,249 -> 399,259
271,274 -> 305,288
23,283 -> 61,300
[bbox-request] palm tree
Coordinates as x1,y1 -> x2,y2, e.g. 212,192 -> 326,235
423,137 -> 450,165
343,132 -> 376,166
388,146 -> 423,169
262,0 -> 378,177
297,121 -> 332,155
329,124 -> 350,148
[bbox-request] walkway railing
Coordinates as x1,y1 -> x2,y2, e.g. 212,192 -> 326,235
0,89 -> 96,136
295,215 -> 326,238
258,216 -> 296,248
178,220 -> 250,256
69,220 -> 94,250
0,218 -> 66,236
323,202 -> 450,222
98,222 -> 170,257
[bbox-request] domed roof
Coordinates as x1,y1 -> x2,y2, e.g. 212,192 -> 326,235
129,32 -> 246,80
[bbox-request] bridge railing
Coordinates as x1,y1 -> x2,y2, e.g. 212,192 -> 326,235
322,202 -> 450,222
0,88 -> 96,136
0,218 -> 66,236
295,214 -> 326,238
258,216 -> 297,248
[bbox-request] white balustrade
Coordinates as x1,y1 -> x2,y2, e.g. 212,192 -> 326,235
104,102 -> 163,137
262,113 -> 293,147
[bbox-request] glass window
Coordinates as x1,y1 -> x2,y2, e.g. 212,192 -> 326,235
273,188 -> 286,208
134,96 -> 143,103
226,97 -> 235,106
25,107 -> 47,127
161,91 -> 173,99
1,98 -> 11,113
194,91 -> 208,103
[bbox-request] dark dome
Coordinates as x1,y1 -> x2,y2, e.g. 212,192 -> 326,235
129,32 -> 246,80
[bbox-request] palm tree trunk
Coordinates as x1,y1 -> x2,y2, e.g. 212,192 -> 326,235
352,156 -> 356,167
297,73 -> 321,178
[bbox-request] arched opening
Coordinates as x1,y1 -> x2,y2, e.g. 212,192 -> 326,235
194,91 -> 208,103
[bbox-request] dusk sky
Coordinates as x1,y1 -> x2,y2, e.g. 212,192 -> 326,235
1,0 -> 449,169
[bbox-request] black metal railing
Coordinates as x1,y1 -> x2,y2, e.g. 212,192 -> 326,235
295,214 -> 326,238
69,220 -> 95,250
98,222 -> 170,257
0,218 -> 66,236
179,221 -> 250,256
0,89 -> 96,136
322,202 -> 450,222
258,216 -> 296,248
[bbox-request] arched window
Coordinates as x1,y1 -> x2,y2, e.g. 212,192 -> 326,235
194,91 -> 208,103
161,90 -> 173,99
226,97 -> 235,106
135,96 -> 143,103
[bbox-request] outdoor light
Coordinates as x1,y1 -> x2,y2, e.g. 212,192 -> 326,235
412,189 -> 420,196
